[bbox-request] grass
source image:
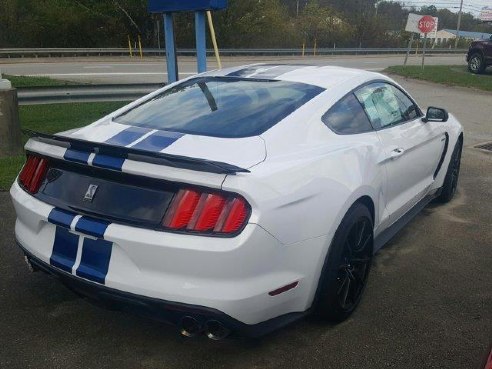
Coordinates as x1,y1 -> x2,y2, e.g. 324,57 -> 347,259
0,101 -> 128,190
0,156 -> 27,192
3,74 -> 80,88
385,65 -> 492,92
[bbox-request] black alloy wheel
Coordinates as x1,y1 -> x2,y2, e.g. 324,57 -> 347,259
450,144 -> 462,196
336,218 -> 373,311
468,53 -> 485,74
437,139 -> 462,203
316,203 -> 373,322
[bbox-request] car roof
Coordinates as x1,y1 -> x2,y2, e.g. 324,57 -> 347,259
204,64 -> 386,91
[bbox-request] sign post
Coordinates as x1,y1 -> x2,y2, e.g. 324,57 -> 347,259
417,15 -> 436,70
148,0 -> 228,83
164,13 -> 178,82
404,13 -> 437,68
421,33 -> 427,69
404,33 -> 414,66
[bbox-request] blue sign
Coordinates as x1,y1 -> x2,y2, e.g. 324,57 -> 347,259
148,0 -> 227,13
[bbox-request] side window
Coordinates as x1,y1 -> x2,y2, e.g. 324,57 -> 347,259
389,85 -> 421,121
354,83 -> 420,129
322,93 -> 374,134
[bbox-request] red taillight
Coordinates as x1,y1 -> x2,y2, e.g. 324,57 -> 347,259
220,198 -> 248,233
19,155 -> 49,194
162,189 -> 250,235
162,189 -> 201,229
189,193 -> 226,231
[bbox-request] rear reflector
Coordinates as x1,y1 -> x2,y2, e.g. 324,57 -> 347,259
268,281 -> 299,296
18,155 -> 49,194
162,189 -> 250,235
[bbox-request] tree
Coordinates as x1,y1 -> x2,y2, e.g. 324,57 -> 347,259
213,0 -> 295,48
297,1 -> 352,48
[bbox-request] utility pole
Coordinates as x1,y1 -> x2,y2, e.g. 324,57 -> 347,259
454,0 -> 464,48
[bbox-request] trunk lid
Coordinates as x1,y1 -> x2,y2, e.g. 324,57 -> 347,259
65,120 -> 267,170
23,120 -> 265,229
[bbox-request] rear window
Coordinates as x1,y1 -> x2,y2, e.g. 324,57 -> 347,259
113,77 -> 324,138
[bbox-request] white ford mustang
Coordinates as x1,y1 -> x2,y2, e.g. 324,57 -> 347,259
10,64 -> 463,339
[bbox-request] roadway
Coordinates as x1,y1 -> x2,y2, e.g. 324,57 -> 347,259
0,54 -> 467,84
0,76 -> 491,369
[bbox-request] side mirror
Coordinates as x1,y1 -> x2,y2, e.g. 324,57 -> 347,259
422,107 -> 449,123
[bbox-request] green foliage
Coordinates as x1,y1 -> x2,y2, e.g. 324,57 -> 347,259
0,155 -> 25,190
0,101 -> 128,190
385,65 -> 492,92
297,0 -> 353,46
0,0 -> 490,49
213,0 -> 297,48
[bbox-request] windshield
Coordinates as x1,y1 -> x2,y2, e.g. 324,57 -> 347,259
113,77 -> 324,138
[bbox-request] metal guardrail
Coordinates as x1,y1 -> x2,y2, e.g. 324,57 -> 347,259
17,83 -> 165,105
0,47 -> 468,58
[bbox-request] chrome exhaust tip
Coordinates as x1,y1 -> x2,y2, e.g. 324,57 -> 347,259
179,316 -> 201,337
204,320 -> 230,340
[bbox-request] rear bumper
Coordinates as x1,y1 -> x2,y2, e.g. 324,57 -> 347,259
18,242 -> 305,337
11,180 -> 329,331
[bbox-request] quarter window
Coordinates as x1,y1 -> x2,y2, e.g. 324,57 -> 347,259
354,83 -> 421,129
322,93 -> 373,134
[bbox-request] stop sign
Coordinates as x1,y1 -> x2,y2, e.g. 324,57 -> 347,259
418,15 -> 436,34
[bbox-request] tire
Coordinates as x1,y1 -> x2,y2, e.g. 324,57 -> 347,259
468,53 -> 486,74
315,203 -> 373,322
436,138 -> 462,204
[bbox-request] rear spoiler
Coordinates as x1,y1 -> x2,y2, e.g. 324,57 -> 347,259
23,130 -> 250,175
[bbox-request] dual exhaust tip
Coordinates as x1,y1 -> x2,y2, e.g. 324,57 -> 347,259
180,316 -> 230,340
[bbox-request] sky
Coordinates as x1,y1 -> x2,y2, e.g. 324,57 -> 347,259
401,0 -> 491,16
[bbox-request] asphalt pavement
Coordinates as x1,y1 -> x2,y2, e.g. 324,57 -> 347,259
0,54 -> 466,84
0,75 -> 491,369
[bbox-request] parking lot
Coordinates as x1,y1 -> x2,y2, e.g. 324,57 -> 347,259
0,76 -> 491,369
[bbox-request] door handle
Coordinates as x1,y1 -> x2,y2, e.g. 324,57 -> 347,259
390,148 -> 405,159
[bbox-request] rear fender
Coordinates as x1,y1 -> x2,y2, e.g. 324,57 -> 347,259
221,135 -> 386,246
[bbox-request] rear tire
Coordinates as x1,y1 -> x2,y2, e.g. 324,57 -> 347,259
315,203 -> 373,322
468,53 -> 486,74
436,139 -> 462,204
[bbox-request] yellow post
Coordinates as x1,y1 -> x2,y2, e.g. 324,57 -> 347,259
138,34 -> 143,59
206,11 -> 222,69
313,38 -> 317,56
302,41 -> 305,57
127,35 -> 133,57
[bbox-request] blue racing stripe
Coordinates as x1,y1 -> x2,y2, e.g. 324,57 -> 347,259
76,238 -> 113,284
75,216 -> 110,239
64,149 -> 91,164
105,126 -> 151,146
226,64 -> 308,78
92,154 -> 125,171
131,130 -> 184,152
50,227 -> 79,273
48,208 -> 76,229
